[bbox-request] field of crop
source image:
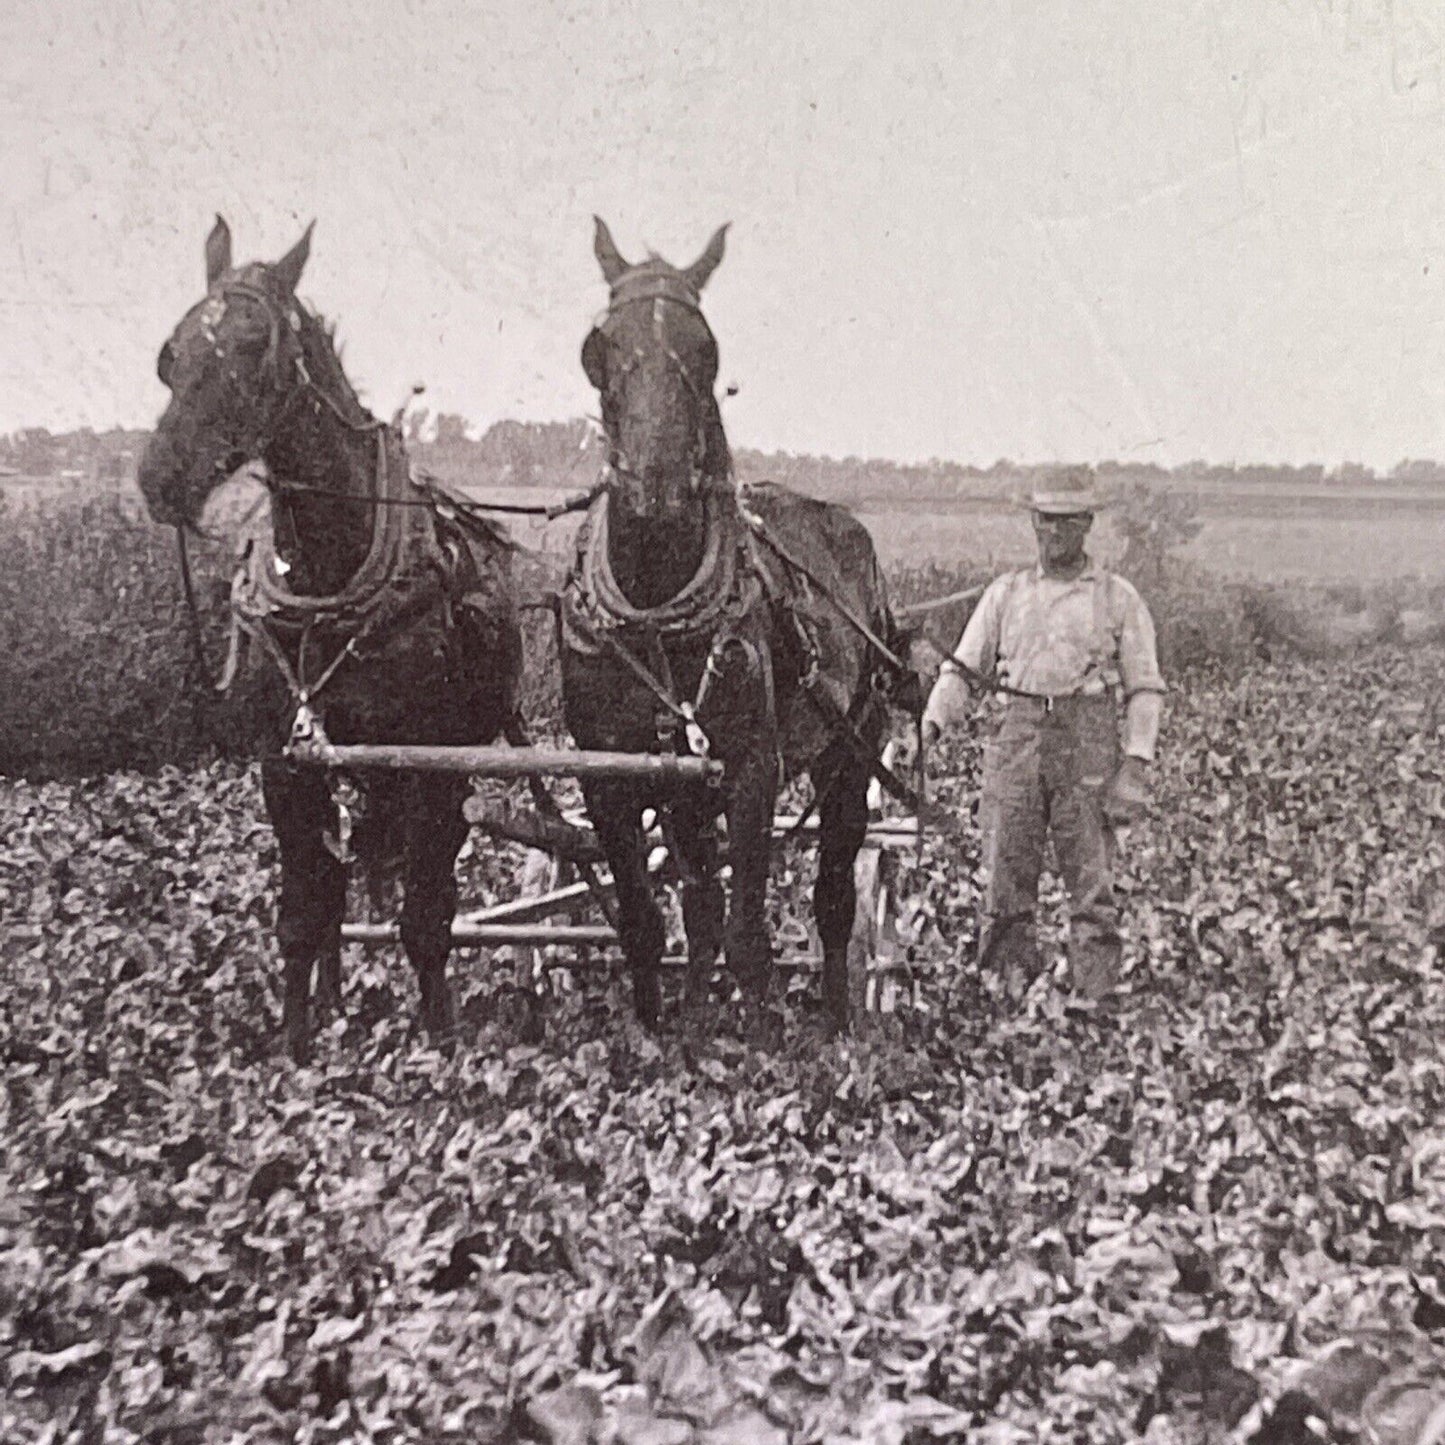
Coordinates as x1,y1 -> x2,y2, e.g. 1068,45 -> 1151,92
7,647 -> 1445,1442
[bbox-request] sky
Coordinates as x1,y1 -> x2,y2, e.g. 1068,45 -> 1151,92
2,0 -> 1444,468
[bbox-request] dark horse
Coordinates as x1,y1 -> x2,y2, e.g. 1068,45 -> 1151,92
562,219 -> 918,1033
137,217 -> 520,1061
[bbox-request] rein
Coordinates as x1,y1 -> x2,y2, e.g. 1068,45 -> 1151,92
244,427 -> 401,628
199,279 -> 388,446
571,270 -> 933,818
736,497 -> 907,674
570,274 -> 737,641
169,285 -> 433,717
169,279 -> 545,716
264,474 -> 604,520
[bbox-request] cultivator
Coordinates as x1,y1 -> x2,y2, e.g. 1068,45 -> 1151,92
288,733 -> 921,1016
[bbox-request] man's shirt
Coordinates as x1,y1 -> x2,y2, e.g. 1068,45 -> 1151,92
923,563 -> 1165,735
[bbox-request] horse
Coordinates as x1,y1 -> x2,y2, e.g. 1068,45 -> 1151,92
560,218 -> 923,1035
137,216 -> 521,1062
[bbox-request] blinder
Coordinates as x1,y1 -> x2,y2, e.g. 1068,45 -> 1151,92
580,325 -> 608,390
214,280 -> 295,396
160,279 -> 296,401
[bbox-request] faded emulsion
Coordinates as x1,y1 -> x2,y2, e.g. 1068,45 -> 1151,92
7,5 -> 1445,1439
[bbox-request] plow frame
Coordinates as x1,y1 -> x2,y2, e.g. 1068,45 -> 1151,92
293,737 -> 922,1016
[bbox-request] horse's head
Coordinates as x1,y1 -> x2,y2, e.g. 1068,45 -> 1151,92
581,218 -> 731,521
138,215 -> 315,529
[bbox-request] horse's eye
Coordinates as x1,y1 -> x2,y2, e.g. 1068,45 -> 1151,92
157,341 -> 176,386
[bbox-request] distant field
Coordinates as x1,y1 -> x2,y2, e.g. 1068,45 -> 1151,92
854,499 -> 1445,581
488,486 -> 1445,584
8,473 -> 1444,584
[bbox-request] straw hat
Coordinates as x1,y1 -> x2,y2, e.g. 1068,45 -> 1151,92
1025,466 -> 1104,515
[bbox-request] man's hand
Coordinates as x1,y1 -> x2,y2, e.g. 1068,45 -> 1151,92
1104,755 -> 1152,826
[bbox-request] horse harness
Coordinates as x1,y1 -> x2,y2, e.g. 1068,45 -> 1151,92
235,431 -> 506,749
562,483 -> 761,759
560,474 -> 944,834
573,268 -> 910,771
175,278 -> 505,747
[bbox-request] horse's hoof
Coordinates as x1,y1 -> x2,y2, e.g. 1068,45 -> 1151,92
420,1023 -> 458,1059
632,974 -> 663,1031
494,985 -> 545,1045
520,1002 -> 546,1047
678,988 -> 709,1030
419,982 -> 457,1043
316,955 -> 343,1015
283,1008 -> 310,1065
822,983 -> 851,1038
744,1003 -> 785,1052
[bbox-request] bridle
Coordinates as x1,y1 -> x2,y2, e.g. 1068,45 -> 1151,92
163,276 -> 386,690
159,277 -> 385,513
590,274 -> 720,506
569,262 -> 944,828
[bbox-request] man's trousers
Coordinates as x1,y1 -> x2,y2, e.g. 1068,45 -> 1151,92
976,694 -> 1121,999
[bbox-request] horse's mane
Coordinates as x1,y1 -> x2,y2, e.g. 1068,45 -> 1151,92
315,312 -> 353,372
297,299 -> 373,422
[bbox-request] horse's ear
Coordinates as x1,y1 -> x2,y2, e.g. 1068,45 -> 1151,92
205,214 -> 232,287
274,220 -> 315,294
593,216 -> 630,285
682,223 -> 729,293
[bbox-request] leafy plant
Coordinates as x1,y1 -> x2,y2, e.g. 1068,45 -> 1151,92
6,648 -> 1445,1440
1109,479 -> 1206,593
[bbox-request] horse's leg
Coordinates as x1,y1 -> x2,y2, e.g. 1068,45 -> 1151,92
814,740 -> 873,1033
668,789 -> 725,1010
399,772 -> 469,1047
314,793 -> 350,1019
584,781 -> 665,1028
260,756 -> 345,1064
315,940 -> 343,1020
722,750 -> 780,1013
355,772 -> 404,921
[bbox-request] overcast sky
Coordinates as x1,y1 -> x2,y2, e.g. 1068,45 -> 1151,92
2,0 -> 1443,467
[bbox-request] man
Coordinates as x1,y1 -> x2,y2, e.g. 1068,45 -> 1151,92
922,466 -> 1165,1001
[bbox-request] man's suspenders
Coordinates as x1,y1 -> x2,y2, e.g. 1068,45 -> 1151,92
1090,573 -> 1123,694
954,568 -> 1123,701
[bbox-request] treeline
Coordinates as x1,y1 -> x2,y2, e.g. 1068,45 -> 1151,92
735,453 -> 1445,504
0,426 -> 150,480
400,412 -> 1445,503
8,416 -> 1445,503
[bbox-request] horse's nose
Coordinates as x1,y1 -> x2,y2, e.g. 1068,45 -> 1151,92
136,433 -> 184,525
